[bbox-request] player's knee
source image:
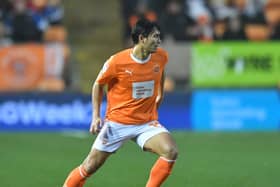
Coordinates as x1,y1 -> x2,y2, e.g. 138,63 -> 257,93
82,150 -> 110,174
82,155 -> 101,174
161,145 -> 178,160
82,157 -> 96,175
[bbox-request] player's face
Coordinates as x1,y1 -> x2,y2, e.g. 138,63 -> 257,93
144,28 -> 161,53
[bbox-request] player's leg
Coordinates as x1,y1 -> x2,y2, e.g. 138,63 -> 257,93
82,148 -> 111,173
136,122 -> 178,187
144,132 -> 178,160
63,149 -> 112,187
63,120 -> 131,187
144,132 -> 178,187
63,122 -> 114,187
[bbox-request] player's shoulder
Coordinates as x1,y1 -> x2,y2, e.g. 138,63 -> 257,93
111,48 -> 131,61
103,48 -> 131,67
156,47 -> 168,55
153,47 -> 168,62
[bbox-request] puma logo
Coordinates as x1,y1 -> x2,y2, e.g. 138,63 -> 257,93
125,69 -> 133,75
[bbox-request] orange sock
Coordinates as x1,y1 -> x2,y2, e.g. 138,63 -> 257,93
145,157 -> 175,187
63,165 -> 90,187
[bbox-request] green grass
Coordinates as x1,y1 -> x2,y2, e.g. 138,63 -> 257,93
0,132 -> 279,187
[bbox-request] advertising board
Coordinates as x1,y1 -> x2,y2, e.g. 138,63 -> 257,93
0,92 -> 191,131
192,42 -> 280,87
192,89 -> 280,131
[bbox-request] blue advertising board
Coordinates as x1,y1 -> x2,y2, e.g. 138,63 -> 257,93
159,92 -> 191,130
192,89 -> 280,131
0,92 -> 94,131
0,92 -> 190,131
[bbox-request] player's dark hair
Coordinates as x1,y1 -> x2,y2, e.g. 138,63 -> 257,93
131,18 -> 160,44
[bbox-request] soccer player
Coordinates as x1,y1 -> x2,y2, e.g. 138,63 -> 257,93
63,18 -> 178,187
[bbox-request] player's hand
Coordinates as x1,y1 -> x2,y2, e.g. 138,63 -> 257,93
89,117 -> 103,134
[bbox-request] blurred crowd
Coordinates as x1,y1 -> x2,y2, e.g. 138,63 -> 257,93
121,0 -> 280,46
1,0 -> 279,92
0,0 -> 80,92
0,0 -> 65,45
0,0 -> 66,45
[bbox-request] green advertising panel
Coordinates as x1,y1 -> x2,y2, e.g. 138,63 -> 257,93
192,42 -> 280,87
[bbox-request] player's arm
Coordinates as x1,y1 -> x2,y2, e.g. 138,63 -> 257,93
156,71 -> 165,109
90,80 -> 105,134
89,55 -> 115,134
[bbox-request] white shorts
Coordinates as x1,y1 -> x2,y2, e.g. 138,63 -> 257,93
92,120 -> 169,153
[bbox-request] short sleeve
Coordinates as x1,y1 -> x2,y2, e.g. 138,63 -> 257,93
157,47 -> 168,67
163,50 -> 168,66
96,56 -> 116,84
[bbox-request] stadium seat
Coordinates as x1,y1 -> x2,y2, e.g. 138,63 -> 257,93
264,4 -> 280,26
266,0 -> 280,5
128,11 -> 157,28
245,24 -> 270,41
32,0 -> 48,7
43,26 -> 67,43
37,77 -> 65,91
234,0 -> 246,9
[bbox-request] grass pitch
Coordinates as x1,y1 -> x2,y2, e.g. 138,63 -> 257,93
0,131 -> 279,187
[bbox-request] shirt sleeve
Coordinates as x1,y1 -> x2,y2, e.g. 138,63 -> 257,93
158,47 -> 168,67
96,55 -> 116,84
163,50 -> 168,66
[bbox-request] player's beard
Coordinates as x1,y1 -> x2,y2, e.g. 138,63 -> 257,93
150,44 -> 159,53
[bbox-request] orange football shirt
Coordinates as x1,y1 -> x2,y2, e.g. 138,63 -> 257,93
97,47 -> 168,125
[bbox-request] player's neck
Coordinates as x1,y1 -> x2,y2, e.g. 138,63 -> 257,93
132,45 -> 150,60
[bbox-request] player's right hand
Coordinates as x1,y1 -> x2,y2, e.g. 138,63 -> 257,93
89,117 -> 103,134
